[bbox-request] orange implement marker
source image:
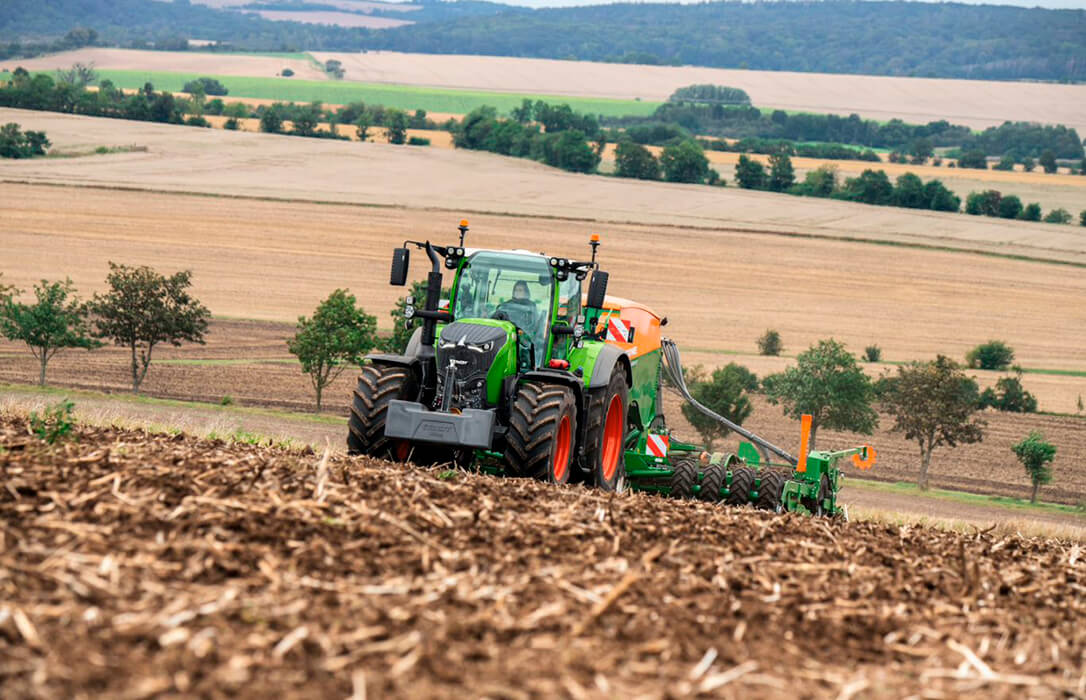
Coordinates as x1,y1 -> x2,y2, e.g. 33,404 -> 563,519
851,445 -> 877,471
797,414 -> 812,473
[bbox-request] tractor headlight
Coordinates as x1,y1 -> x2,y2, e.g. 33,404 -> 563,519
403,304 -> 416,319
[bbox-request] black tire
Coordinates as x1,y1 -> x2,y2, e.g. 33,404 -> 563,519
756,470 -> 787,511
816,474 -> 832,516
669,458 -> 698,499
726,466 -> 755,506
505,382 -> 577,483
698,463 -> 726,503
348,364 -> 415,459
583,368 -> 629,492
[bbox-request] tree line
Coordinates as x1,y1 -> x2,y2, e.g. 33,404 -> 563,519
606,99 -> 1085,160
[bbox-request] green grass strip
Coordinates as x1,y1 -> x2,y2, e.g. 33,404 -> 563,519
79,69 -> 660,117
849,478 -> 1085,519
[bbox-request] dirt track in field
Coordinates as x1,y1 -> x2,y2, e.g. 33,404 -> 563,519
1,416 -> 1083,698
1,319 -> 1084,508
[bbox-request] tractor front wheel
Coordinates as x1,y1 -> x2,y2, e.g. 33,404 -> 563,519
583,369 -> 629,492
505,382 -> 577,484
348,364 -> 415,459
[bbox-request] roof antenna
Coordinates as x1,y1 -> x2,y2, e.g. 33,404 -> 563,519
458,219 -> 469,247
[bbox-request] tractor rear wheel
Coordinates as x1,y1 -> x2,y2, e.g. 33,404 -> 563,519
725,466 -> 755,506
349,364 -> 415,459
756,470 -> 786,511
505,382 -> 577,484
583,369 -> 629,492
669,458 -> 698,498
698,463 -> 725,503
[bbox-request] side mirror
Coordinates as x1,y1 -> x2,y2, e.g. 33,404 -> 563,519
390,247 -> 410,286
586,270 -> 608,308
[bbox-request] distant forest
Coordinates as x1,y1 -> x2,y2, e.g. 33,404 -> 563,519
2,0 -> 1084,82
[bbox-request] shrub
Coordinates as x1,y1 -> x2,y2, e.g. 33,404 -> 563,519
407,136 -> 430,146
614,139 -> 661,180
220,395 -> 234,406
863,345 -> 882,362
757,329 -> 782,356
966,340 -> 1014,370
223,117 -> 239,130
181,77 -> 228,96
29,399 -> 76,444
965,190 -> 1001,216
993,154 -> 1015,171
979,374 -> 1037,413
185,115 -> 210,128
997,195 -> 1023,219
1081,210 -> 1086,226
1043,208 -> 1071,224
957,150 -> 988,169
1022,156 -> 1036,172
281,68 -> 294,77
1019,202 -> 1042,221
0,122 -> 50,158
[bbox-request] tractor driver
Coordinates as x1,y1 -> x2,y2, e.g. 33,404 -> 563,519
494,280 -> 538,333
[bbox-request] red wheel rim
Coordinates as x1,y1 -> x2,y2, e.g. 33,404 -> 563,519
601,395 -> 624,481
553,414 -> 572,481
393,440 -> 411,462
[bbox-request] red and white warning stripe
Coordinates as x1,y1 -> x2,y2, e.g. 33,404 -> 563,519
605,317 -> 631,344
646,433 -> 669,458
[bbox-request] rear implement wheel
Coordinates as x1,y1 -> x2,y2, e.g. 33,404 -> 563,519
505,382 -> 577,484
725,466 -> 755,506
669,458 -> 698,499
698,464 -> 725,503
756,470 -> 786,511
583,369 -> 630,492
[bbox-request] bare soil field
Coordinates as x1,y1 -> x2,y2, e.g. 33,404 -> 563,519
2,415 -> 1083,698
3,110 -> 1085,264
253,10 -> 412,28
313,51 -> 1086,135
0,48 -> 328,82
0,319 -> 1083,506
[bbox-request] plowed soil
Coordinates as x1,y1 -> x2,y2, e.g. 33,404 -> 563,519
1,416 -> 1083,698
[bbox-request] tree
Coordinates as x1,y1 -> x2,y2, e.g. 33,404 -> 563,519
356,113 -> 372,142
839,169 -> 893,205
1043,208 -> 1072,224
1039,149 -> 1057,174
56,62 -> 97,88
957,150 -> 988,169
1011,431 -> 1055,504
1022,156 -> 1036,172
735,154 -> 767,189
0,273 -> 15,302
1080,210 -> 1086,226
90,263 -> 210,394
893,172 -> 926,208
998,194 -> 1023,219
291,105 -> 321,137
0,279 -> 100,386
965,190 -> 1001,217
614,139 -> 660,180
287,289 -> 377,412
553,130 -> 600,173
993,154 -> 1015,171
386,109 -> 408,144
762,339 -> 877,450
0,123 -> 50,159
182,77 -> 228,96
660,140 -> 710,183
260,107 -> 283,134
767,152 -> 795,192
681,363 -> 757,451
795,164 -> 837,197
756,329 -> 782,356
923,179 -> 960,211
880,356 -> 985,489
1020,202 -> 1042,221
909,137 -> 933,164
966,340 -> 1014,370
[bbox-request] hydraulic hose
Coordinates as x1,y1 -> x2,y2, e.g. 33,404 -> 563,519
660,338 -> 797,467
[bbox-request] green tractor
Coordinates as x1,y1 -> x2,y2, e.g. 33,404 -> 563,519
347,221 -> 875,514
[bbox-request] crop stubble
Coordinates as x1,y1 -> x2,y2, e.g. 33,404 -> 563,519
1,416 -> 1083,698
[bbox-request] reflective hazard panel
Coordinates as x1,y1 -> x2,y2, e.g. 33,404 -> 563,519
606,317 -> 632,344
646,433 -> 669,458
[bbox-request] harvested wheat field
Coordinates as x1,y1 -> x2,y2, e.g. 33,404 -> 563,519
313,51 -> 1086,135
3,109 -> 1085,264
0,48 -> 327,82
1,415 -> 1084,698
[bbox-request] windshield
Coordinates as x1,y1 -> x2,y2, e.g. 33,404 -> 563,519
453,251 -> 554,364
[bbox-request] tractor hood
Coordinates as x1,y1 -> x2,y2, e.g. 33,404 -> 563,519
436,320 -> 515,409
